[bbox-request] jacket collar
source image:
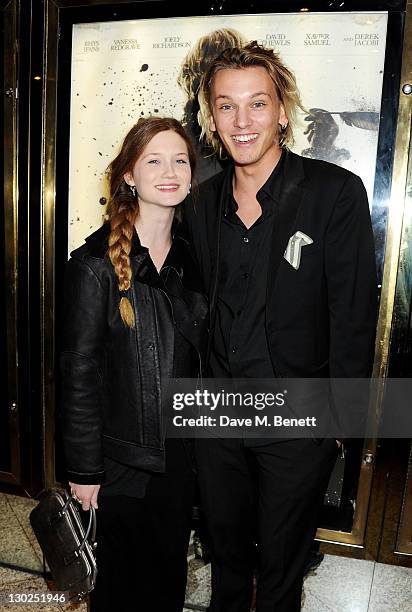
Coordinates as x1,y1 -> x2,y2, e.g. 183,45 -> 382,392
84,222 -> 148,259
84,221 -> 191,289
84,220 -> 189,260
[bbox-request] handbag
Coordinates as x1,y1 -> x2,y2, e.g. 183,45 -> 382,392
29,488 -> 97,600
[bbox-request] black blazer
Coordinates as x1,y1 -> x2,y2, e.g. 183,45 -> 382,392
185,150 -> 378,437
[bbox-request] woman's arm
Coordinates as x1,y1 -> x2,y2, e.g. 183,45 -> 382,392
60,256 -> 108,486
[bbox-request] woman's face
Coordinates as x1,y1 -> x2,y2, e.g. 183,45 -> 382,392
124,130 -> 191,211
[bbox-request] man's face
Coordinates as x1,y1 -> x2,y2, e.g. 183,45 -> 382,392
210,66 -> 287,169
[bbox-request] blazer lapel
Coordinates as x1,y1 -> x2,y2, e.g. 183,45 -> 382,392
208,168 -> 231,310
206,168 -> 231,361
266,151 -> 307,302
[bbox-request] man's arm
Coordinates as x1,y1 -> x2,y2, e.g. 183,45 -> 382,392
326,173 -> 377,377
325,173 -> 378,437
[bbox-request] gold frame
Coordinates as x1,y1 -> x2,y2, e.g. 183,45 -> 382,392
1,0 -> 21,485
394,43 -> 412,552
42,0 -> 59,489
318,0 -> 412,549
41,1 -> 412,554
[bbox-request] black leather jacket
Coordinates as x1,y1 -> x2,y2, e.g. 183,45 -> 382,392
60,223 -> 208,484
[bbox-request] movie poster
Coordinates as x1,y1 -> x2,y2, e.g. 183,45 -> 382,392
69,12 -> 387,251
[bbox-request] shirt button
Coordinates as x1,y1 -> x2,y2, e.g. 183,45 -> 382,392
193,320 -> 198,327
231,346 -> 238,353
243,273 -> 249,279
243,236 -> 249,243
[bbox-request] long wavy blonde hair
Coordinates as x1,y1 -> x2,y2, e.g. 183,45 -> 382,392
105,117 -> 196,328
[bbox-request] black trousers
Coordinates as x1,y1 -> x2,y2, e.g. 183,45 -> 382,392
195,438 -> 338,612
90,444 -> 195,612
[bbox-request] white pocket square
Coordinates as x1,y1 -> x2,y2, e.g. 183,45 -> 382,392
284,231 -> 313,270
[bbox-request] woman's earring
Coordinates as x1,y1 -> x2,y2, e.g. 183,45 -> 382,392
280,123 -> 288,132
129,185 -> 136,197
188,183 -> 191,194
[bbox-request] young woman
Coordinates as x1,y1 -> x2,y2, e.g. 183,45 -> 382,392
61,117 -> 207,611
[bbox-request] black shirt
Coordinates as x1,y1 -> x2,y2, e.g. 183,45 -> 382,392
209,151 -> 285,379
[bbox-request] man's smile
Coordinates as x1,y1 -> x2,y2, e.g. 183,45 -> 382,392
232,133 -> 259,143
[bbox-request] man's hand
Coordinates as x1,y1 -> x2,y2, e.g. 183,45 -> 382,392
69,482 -> 101,510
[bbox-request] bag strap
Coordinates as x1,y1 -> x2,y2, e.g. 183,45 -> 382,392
61,494 -> 96,541
78,503 -> 96,552
62,497 -> 97,565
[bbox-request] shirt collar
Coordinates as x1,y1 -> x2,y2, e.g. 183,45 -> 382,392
223,148 -> 286,217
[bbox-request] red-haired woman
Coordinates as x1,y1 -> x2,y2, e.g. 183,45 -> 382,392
61,117 -> 207,611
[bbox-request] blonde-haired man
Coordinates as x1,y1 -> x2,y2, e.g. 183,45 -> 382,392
186,42 -> 377,611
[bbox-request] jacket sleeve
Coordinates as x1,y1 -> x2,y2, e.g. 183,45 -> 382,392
60,256 -> 107,484
325,173 -> 378,436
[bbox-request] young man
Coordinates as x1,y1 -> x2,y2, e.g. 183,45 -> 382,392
185,43 -> 377,611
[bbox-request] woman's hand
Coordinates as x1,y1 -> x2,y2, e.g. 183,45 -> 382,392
69,482 -> 101,511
